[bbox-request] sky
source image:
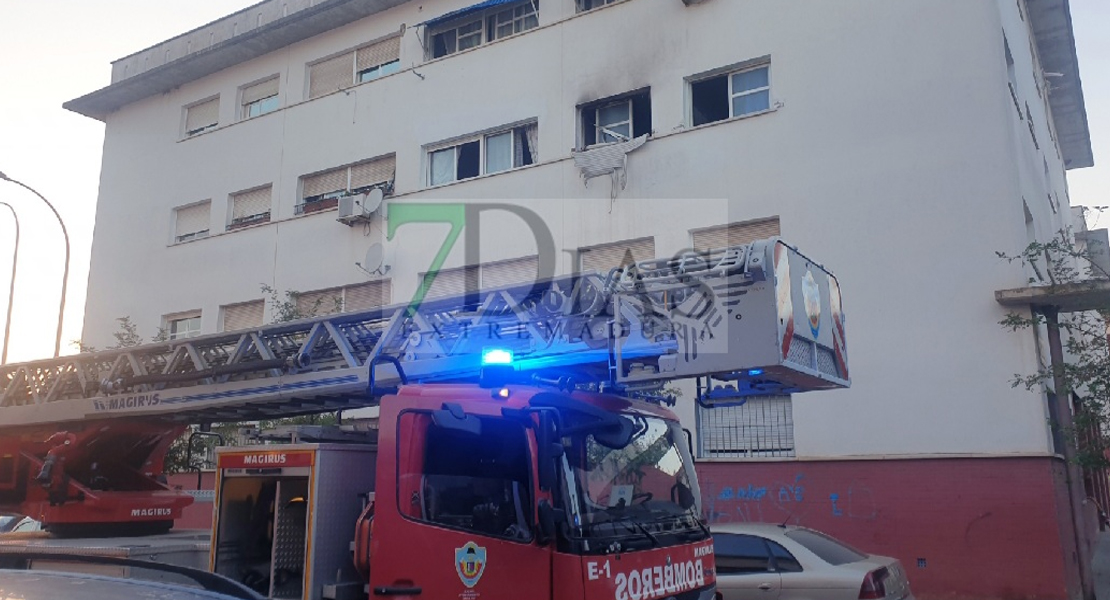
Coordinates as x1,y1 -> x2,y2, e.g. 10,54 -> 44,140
0,0 -> 1107,364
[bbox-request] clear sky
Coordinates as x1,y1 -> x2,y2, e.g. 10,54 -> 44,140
0,0 -> 1106,363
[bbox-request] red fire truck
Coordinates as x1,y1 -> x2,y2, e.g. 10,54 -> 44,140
0,238 -> 848,600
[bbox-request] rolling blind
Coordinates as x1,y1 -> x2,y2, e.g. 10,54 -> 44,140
579,237 -> 655,272
344,280 -> 392,311
230,186 -> 272,221
242,77 -> 279,105
692,216 -> 780,250
356,37 -> 400,71
185,98 -> 219,133
309,52 -> 353,99
221,300 -> 264,332
350,156 -> 395,189
296,288 -> 342,317
302,167 -> 348,199
175,202 -> 211,238
421,266 -> 479,298
697,396 -> 795,459
482,256 -> 539,288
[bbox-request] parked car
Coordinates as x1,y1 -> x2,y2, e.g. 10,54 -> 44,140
710,523 -> 913,600
0,516 -> 42,534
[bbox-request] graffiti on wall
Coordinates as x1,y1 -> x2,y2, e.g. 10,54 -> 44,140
702,473 -> 878,525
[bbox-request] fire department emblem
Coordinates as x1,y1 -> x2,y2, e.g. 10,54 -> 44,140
455,541 -> 487,588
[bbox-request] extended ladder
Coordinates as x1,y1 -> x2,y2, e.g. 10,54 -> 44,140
0,238 -> 848,429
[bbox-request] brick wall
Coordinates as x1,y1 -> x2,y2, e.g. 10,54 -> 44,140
697,456 -> 1079,600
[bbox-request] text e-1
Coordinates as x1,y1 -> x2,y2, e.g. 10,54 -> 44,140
587,560 -> 612,580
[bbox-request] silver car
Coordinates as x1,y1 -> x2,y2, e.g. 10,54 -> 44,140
711,523 -> 913,600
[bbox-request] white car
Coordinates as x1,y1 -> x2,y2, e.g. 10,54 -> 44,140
711,523 -> 913,600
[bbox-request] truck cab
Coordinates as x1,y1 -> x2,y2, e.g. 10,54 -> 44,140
366,383 -> 715,600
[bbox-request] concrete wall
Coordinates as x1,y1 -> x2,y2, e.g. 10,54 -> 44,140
85,0 -> 1072,458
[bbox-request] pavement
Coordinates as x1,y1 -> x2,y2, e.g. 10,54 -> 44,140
1096,532 -> 1110,599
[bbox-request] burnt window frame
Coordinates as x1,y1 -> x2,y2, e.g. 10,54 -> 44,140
578,88 -> 652,149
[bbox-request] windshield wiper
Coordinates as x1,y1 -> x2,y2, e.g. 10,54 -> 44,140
627,519 -> 660,547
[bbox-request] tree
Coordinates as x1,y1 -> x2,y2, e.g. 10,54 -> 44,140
998,226 -> 1110,470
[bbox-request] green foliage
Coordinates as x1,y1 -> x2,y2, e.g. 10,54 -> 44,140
998,227 -> 1110,470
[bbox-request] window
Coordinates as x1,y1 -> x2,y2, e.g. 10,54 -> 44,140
398,412 -> 533,541
240,77 -> 279,119
1025,102 -> 1038,149
692,216 -> 781,251
184,97 -> 219,136
577,237 -> 655,273
299,155 -> 395,214
166,311 -> 202,340
295,280 -> 393,317
577,0 -> 617,11
697,396 -> 795,458
227,185 -> 272,230
428,0 -> 538,59
220,300 -> 264,332
419,255 -> 539,298
784,529 -> 866,566
174,202 -> 211,243
713,534 -> 772,574
769,541 -> 803,572
308,36 -> 401,99
691,63 -> 770,126
428,123 -> 537,186
579,90 -> 651,148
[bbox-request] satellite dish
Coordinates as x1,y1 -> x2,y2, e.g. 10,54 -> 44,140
363,243 -> 385,273
363,188 -> 384,214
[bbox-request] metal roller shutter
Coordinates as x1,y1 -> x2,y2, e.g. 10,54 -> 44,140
221,300 -> 264,332
420,266 -> 478,298
296,288 -> 342,317
309,52 -> 353,99
230,186 -> 272,221
482,256 -> 539,288
175,202 -> 211,239
350,156 -> 395,189
344,280 -> 392,311
692,216 -> 780,251
241,77 -> 279,105
185,98 -> 219,133
356,37 -> 400,71
302,167 -> 348,199
579,237 -> 655,273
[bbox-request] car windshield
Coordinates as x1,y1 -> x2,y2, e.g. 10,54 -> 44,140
563,414 -> 701,531
785,528 -> 867,565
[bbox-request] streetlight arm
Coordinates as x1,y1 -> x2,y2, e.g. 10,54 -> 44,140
0,171 -> 70,358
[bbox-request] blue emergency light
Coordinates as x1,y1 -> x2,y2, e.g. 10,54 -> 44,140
748,368 -> 764,376
482,348 -> 514,366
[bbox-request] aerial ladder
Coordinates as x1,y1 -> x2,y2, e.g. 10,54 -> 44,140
0,238 -> 848,536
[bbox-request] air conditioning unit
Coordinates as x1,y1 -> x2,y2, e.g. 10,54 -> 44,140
337,187 -> 385,226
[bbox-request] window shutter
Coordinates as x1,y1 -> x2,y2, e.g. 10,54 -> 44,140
296,288 -> 342,317
344,280 -> 392,311
309,52 -> 353,99
302,167 -> 348,199
356,37 -> 400,72
185,98 -> 219,132
697,396 -> 795,458
482,256 -> 539,288
230,186 -> 272,221
579,237 -> 655,273
175,202 -> 211,238
421,266 -> 478,298
692,216 -> 780,250
242,77 -> 279,105
350,156 -> 395,189
221,300 -> 264,331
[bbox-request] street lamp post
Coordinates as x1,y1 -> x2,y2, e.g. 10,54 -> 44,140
0,172 -> 70,358
0,202 -> 18,364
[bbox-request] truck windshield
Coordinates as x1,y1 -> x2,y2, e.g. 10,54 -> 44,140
563,415 -> 702,535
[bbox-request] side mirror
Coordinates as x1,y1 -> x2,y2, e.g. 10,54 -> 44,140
683,428 -> 695,462
537,499 -> 560,546
537,412 -> 564,492
671,482 -> 696,510
432,403 -> 482,436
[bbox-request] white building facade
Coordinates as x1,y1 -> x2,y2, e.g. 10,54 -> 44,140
68,0 -> 1094,598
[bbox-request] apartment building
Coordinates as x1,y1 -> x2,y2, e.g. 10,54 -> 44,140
66,0 -> 1094,597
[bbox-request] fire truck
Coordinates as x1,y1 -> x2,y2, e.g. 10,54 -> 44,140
0,238 -> 848,600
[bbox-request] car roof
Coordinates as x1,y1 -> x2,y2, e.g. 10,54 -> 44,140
709,522 -> 804,536
0,570 -> 246,600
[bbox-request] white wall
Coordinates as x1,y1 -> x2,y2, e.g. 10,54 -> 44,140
83,0 -> 1077,458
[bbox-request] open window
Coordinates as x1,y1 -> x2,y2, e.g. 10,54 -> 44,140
240,77 -> 279,120
298,155 -> 395,215
398,412 -> 534,542
579,89 -> 651,148
227,185 -> 272,230
577,0 -> 618,12
427,0 -> 539,59
427,122 -> 537,186
690,62 -> 771,126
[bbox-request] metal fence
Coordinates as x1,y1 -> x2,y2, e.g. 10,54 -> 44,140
697,396 -> 795,459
